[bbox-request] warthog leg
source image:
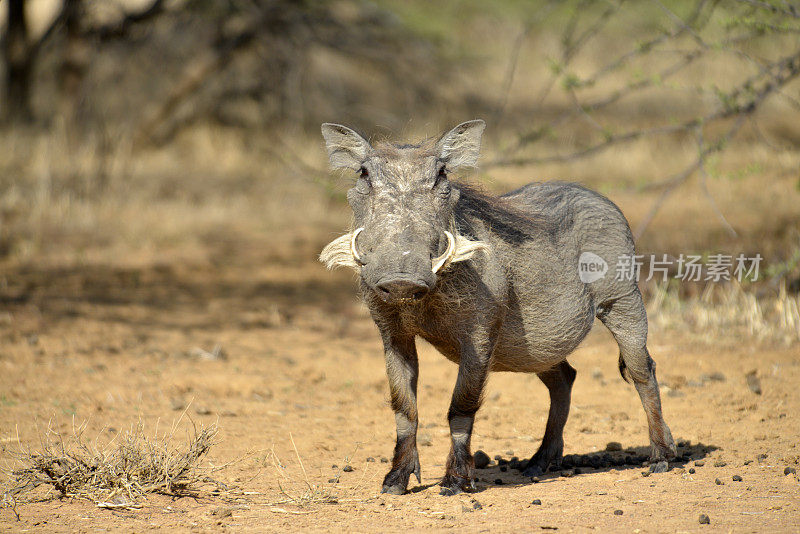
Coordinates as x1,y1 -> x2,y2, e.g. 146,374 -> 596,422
522,361 -> 577,477
380,334 -> 422,495
440,329 -> 496,495
599,290 -> 677,460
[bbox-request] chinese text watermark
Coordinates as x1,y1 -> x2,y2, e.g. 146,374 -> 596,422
579,253 -> 762,283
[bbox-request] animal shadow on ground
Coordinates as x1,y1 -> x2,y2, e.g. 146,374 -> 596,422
409,442 -> 718,494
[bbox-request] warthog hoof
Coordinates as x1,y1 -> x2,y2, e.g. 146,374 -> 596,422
522,464 -> 545,478
380,456 -> 421,495
439,476 -> 475,496
650,433 -> 678,461
381,484 -> 406,495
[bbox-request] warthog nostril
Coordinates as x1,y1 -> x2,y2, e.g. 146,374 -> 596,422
376,285 -> 391,297
375,279 -> 430,303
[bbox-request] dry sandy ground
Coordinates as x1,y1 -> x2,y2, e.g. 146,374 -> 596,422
0,252 -> 798,533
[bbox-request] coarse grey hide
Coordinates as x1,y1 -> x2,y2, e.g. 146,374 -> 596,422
319,119 -> 676,496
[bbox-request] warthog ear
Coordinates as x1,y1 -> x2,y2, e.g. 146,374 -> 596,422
321,123 -> 372,170
435,119 -> 486,169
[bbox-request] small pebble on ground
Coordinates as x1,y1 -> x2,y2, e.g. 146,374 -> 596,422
211,507 -> 233,518
699,514 -> 710,524
474,450 -> 491,469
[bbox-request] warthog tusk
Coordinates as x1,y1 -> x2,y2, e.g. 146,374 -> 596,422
351,227 -> 365,265
321,228 -> 486,272
432,231 -> 456,273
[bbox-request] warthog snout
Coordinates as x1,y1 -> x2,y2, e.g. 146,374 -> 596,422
349,225 -> 441,299
318,120 -> 490,306
375,276 -> 431,303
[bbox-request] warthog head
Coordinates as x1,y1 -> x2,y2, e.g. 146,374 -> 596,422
319,120 -> 489,305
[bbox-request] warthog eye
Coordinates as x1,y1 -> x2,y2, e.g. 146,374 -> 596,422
434,165 -> 447,187
355,166 -> 372,194
433,165 -> 450,195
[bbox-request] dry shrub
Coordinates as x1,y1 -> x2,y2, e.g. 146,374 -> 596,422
3,418 -> 221,508
648,279 -> 800,345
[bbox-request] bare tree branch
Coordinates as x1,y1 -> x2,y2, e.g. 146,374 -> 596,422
489,44 -> 800,168
491,2 -> 559,129
134,17 -> 260,146
484,0 -> 800,240
695,126 -> 738,238
734,0 -> 800,18
635,111 -> 752,239
87,0 -> 166,41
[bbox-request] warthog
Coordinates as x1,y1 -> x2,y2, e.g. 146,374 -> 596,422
319,120 -> 676,495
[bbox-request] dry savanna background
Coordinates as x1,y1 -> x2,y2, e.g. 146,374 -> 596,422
1,0 -> 799,532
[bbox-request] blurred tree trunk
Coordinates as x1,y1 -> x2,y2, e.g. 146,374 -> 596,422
3,0 -> 34,122
59,0 -> 88,126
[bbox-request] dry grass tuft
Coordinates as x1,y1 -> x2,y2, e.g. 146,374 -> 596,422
262,434 -> 374,508
2,417 -> 222,509
264,434 -> 338,507
648,279 -> 800,345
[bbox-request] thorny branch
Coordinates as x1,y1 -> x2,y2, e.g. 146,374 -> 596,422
499,0 -> 713,158
489,0 -> 800,237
